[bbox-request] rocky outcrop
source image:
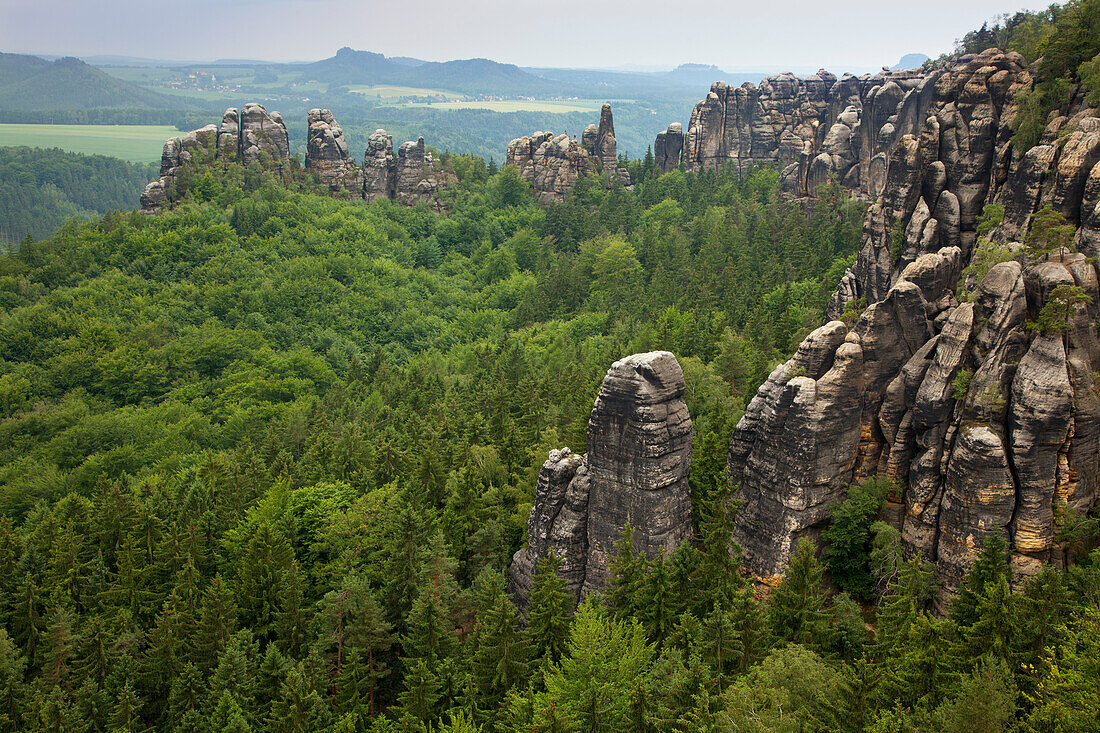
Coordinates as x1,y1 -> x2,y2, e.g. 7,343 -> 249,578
655,123 -> 684,175
510,351 -> 693,607
506,131 -> 590,204
362,129 -> 396,202
658,51 -> 1032,207
727,48 -> 1100,595
141,106 -> 450,212
394,137 -> 449,207
140,123 -> 223,211
306,109 -> 362,196
240,103 -> 289,163
141,103 -> 289,212
506,105 -> 631,203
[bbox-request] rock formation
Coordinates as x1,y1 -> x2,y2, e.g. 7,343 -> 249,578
507,105 -> 631,203
726,48 -> 1100,595
394,137 -> 448,206
654,123 -> 684,174
362,129 -> 396,202
141,106 -> 450,212
141,103 -> 289,212
506,131 -> 591,204
306,109 -> 363,196
240,103 -> 290,163
509,351 -> 693,607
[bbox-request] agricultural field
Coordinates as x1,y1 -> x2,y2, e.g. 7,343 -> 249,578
349,84 -> 462,101
0,123 -> 176,162
407,99 -> 609,113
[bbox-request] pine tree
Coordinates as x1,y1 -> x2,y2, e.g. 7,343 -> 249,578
396,658 -> 442,724
765,538 -> 828,649
640,550 -> 676,643
110,680 -> 142,733
468,590 -> 529,719
41,600 -> 77,687
811,659 -> 879,733
525,553 -> 572,670
266,666 -> 329,733
11,573 -> 45,669
195,573 -> 239,673
950,532 -> 1009,629
607,524 -> 646,618
0,630 -> 26,731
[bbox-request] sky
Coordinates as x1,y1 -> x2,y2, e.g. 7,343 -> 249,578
1,0 -> 1029,71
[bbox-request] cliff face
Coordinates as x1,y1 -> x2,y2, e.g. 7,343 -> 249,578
506,105 -> 632,203
726,48 -> 1100,594
509,351 -> 693,606
140,105 -> 450,212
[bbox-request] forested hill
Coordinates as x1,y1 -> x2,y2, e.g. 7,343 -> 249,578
0,147 -> 156,244
0,55 -> 191,111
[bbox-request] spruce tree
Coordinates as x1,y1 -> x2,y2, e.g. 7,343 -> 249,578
525,553 -> 572,670
765,538 -> 828,649
950,532 -> 1009,629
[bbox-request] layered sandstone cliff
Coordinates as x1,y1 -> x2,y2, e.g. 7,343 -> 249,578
726,48 -> 1100,593
509,351 -> 693,606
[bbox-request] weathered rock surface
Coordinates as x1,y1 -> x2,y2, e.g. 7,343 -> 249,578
506,105 -> 630,203
655,123 -> 684,174
726,48 -> 1100,595
510,351 -> 693,607
306,109 -> 362,196
506,131 -> 590,204
141,107 -> 450,211
362,129 -> 396,202
240,103 -> 289,163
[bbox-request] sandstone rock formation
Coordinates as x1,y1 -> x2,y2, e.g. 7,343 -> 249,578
655,123 -> 684,174
240,103 -> 289,163
506,105 -> 631,203
506,131 -> 590,204
306,109 -> 363,196
362,129 -> 396,202
726,48 -> 1100,595
510,351 -> 693,607
141,104 -> 289,212
141,106 -> 450,212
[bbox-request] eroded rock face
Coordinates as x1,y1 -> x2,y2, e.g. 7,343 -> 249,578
306,109 -> 363,196
506,131 -> 590,204
655,123 -> 684,175
240,103 -> 289,163
727,48 -> 1100,595
506,105 -> 630,203
141,108 -> 450,212
509,351 -> 693,607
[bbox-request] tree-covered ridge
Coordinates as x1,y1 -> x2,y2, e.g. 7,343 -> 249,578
0,147 -> 156,244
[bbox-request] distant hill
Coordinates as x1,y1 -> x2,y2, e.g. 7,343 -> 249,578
302,47 -> 570,96
892,53 -> 930,70
0,55 -> 193,110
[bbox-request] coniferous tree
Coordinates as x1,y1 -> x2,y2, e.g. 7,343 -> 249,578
765,538 -> 828,649
950,532 -> 1009,629
525,554 -> 572,671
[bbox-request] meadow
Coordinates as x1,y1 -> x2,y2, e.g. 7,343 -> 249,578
407,99 -> 609,113
0,122 -> 175,162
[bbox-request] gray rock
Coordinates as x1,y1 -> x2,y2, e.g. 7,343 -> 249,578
306,109 -> 363,196
509,352 -> 693,605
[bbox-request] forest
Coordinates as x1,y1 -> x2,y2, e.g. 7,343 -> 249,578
0,147 -> 155,244
0,1 -> 1098,728
0,138 -> 1094,732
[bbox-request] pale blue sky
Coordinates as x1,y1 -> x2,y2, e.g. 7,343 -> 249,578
1,0 -> 1032,71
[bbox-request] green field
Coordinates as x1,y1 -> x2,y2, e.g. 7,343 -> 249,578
408,99 -> 610,113
0,123 -> 176,162
350,84 -> 461,101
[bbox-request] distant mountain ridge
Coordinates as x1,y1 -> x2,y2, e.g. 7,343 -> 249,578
0,54 -> 193,110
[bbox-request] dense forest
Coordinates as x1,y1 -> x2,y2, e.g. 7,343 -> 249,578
0,1 -> 1097,729
0,147 -> 156,244
0,139 -> 1095,731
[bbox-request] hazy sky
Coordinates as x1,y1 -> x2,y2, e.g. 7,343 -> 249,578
1,0 -> 1027,71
